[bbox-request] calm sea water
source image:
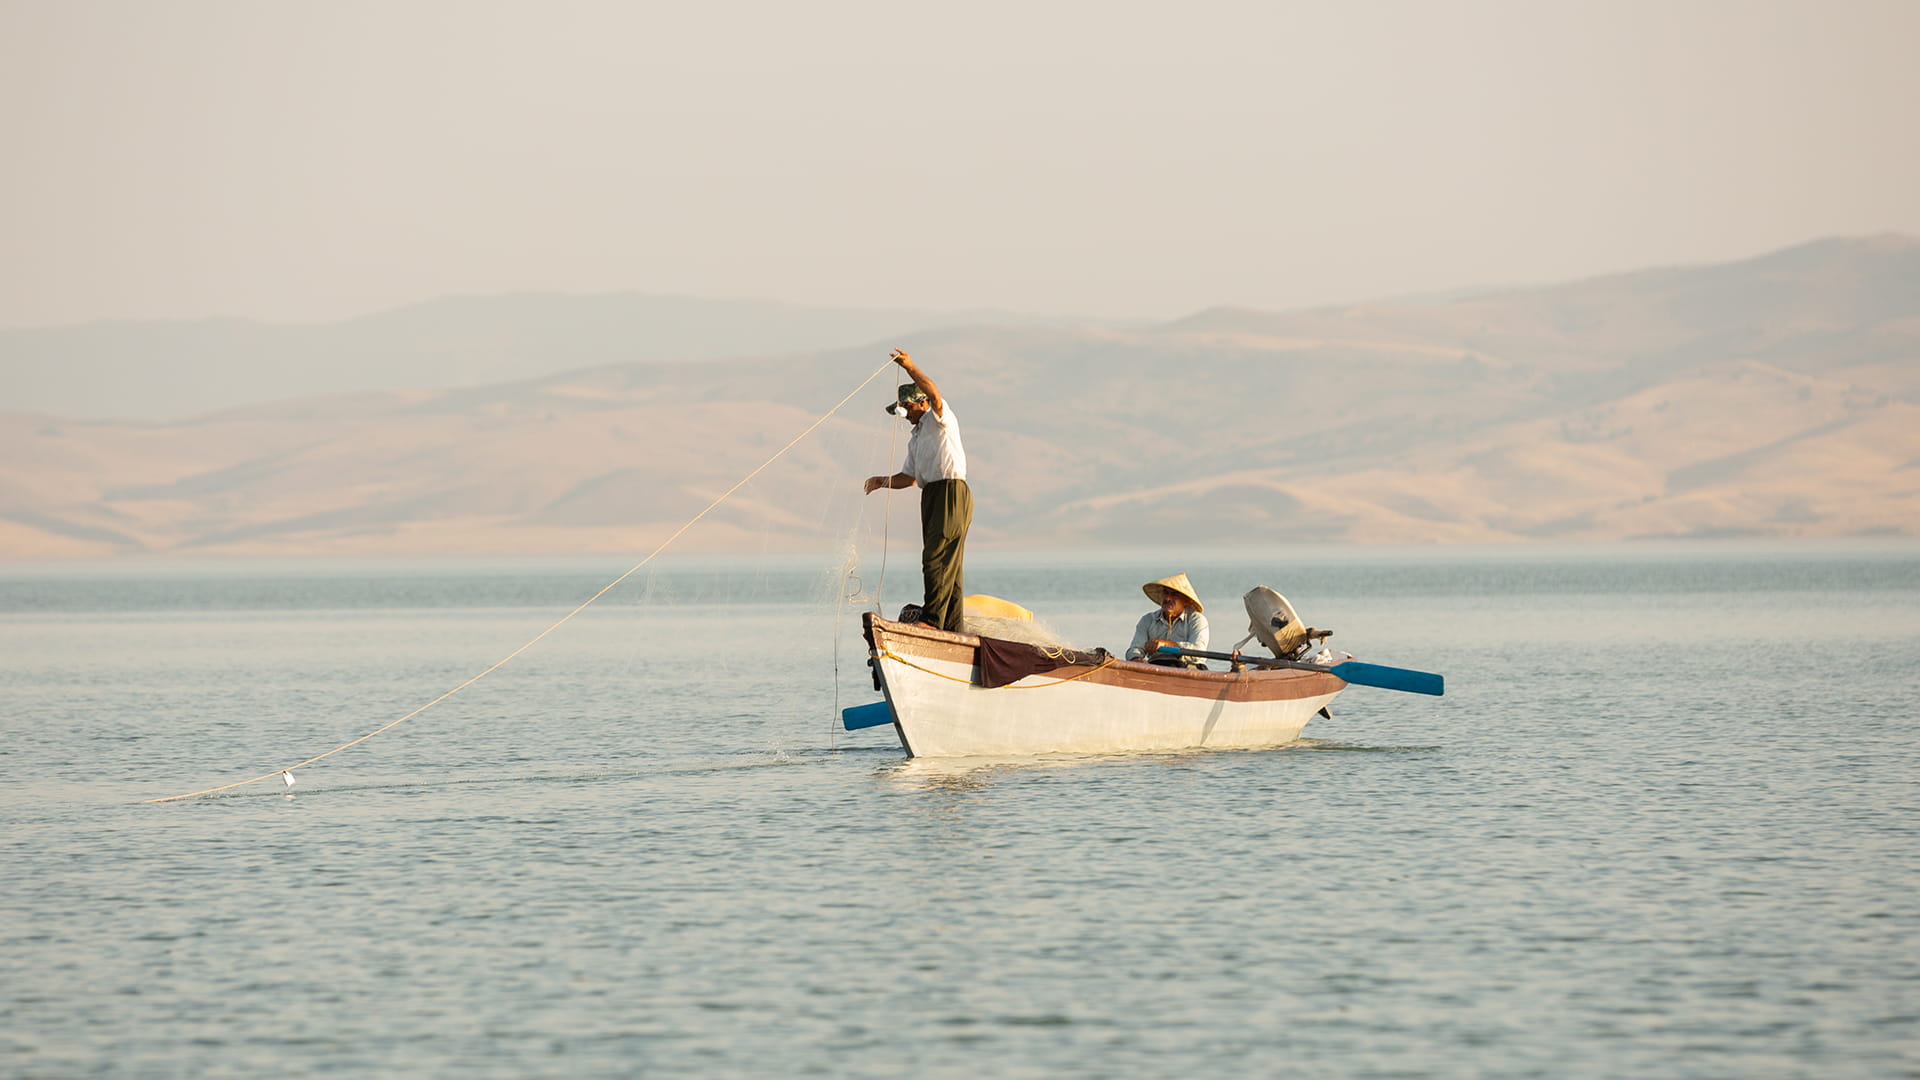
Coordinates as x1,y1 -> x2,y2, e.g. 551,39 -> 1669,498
3,544 -> 1917,1078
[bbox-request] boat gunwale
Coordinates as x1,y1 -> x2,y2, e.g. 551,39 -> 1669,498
864,614 -> 1343,703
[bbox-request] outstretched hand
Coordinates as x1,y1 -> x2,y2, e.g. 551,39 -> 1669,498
889,348 -> 912,368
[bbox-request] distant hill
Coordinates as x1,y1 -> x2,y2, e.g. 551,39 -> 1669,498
0,293 -> 1090,421
2,235 -> 1915,557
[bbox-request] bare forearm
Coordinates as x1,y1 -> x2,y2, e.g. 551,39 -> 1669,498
897,356 -> 933,393
890,349 -> 943,415
864,471 -> 915,493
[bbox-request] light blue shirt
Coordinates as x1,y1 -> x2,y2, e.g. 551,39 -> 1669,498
1127,609 -> 1210,666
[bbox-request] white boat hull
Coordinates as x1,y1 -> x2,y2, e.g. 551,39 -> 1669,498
865,615 -> 1344,758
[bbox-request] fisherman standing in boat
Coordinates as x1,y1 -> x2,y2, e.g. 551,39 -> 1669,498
1127,573 -> 1211,669
863,349 -> 972,633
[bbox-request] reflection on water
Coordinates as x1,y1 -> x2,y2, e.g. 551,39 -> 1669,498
879,752 -> 1114,789
877,740 -> 1448,792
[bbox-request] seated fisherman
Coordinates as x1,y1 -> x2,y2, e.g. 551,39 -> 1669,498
1126,573 -> 1210,669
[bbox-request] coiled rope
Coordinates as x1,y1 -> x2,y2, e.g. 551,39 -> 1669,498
147,359 -> 898,803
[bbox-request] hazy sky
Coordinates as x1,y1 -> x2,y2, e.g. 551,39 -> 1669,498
2,0 -> 1916,327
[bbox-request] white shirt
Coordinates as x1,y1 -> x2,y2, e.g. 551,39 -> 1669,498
901,403 -> 967,486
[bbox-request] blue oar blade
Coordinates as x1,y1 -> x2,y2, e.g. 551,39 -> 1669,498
842,701 -> 896,730
1329,661 -> 1444,696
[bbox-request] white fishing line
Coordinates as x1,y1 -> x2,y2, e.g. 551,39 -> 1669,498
146,359 -> 898,804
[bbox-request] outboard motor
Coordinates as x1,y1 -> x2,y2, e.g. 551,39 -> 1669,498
1243,585 -> 1339,717
1241,586 -> 1331,661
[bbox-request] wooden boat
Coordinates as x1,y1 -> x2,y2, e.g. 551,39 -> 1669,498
858,613 -> 1347,758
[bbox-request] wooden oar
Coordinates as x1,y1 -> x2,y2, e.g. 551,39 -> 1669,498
1156,646 -> 1444,696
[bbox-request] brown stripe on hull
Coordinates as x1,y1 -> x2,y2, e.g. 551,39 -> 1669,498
866,615 -> 1341,703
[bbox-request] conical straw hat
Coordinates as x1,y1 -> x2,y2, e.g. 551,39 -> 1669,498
1141,572 -> 1203,614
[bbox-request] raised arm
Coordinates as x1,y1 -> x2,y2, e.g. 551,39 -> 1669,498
890,348 -> 944,417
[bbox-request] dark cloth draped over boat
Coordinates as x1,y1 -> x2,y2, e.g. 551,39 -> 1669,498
975,636 -> 1111,689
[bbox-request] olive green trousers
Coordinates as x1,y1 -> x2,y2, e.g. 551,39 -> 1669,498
919,479 -> 973,632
